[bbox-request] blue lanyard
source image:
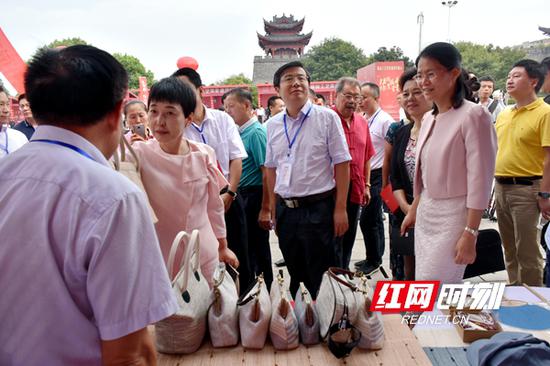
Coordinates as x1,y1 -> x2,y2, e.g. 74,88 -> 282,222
368,109 -> 382,128
0,129 -> 8,155
31,139 -> 96,162
283,106 -> 312,156
191,123 -> 207,144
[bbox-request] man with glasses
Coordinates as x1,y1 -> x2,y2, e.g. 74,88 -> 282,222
13,93 -> 37,139
264,61 -> 351,297
356,82 -> 395,275
0,86 -> 27,158
332,77 -> 375,270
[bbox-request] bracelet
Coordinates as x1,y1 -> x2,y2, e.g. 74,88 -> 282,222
464,226 -> 478,237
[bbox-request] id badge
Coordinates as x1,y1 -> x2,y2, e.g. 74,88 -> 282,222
279,154 -> 294,187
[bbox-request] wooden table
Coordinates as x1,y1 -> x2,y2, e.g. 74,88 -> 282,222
154,314 -> 432,365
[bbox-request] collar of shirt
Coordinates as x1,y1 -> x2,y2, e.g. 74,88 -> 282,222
513,97 -> 544,111
368,107 -> 382,124
238,117 -> 257,133
284,100 -> 313,122
331,106 -> 356,128
31,125 -> 110,166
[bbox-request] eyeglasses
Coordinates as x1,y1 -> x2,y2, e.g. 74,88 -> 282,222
414,71 -> 438,83
341,93 -> 363,102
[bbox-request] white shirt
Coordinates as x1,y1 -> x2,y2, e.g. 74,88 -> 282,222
0,125 -> 178,365
366,107 -> 394,169
0,125 -> 28,157
480,98 -> 505,123
184,106 -> 247,179
265,100 -> 351,198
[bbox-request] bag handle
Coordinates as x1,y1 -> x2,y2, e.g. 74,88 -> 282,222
169,230 -> 200,293
119,135 -> 140,171
237,274 -> 264,306
328,267 -> 359,292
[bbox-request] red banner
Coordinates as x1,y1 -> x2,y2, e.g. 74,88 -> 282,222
0,27 -> 26,94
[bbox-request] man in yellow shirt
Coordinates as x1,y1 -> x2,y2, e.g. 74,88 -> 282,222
495,59 -> 550,286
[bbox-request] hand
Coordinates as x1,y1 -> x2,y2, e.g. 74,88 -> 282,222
454,231 -> 477,265
402,203 -> 411,215
363,187 -> 371,206
538,197 -> 550,220
333,207 -> 349,237
219,247 -> 239,268
258,207 -> 272,230
401,210 -> 416,236
221,193 -> 233,212
130,133 -> 146,144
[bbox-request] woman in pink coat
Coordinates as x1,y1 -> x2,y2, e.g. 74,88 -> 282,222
401,43 -> 497,283
131,78 -> 239,285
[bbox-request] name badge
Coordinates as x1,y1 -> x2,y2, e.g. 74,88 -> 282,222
278,154 -> 294,187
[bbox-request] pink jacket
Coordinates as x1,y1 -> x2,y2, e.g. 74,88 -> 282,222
414,100 -> 497,210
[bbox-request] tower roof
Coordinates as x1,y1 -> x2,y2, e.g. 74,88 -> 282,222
540,26 -> 550,36
257,32 -> 313,47
264,16 -> 305,33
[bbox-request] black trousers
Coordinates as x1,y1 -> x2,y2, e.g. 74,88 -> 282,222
342,198 -> 360,270
359,168 -> 385,264
276,195 -> 343,298
225,194 -> 252,291
239,186 -> 273,289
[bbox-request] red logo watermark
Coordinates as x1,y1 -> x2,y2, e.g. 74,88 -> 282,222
370,281 -> 440,313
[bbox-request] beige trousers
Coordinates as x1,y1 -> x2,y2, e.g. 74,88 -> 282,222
495,181 -> 544,286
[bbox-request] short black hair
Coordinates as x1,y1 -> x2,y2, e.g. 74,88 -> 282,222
24,45 -> 128,126
123,100 -> 147,116
478,76 -> 494,85
398,68 -> 418,91
512,59 -> 545,93
267,95 -> 282,108
148,77 -> 196,118
171,68 -> 202,88
315,93 -> 325,102
273,61 -> 311,88
361,82 -> 380,99
17,93 -> 27,102
222,87 -> 253,106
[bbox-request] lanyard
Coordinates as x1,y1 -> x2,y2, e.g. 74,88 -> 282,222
191,122 -> 207,144
0,129 -> 8,155
31,139 -> 96,162
368,109 -> 382,128
283,106 -> 312,156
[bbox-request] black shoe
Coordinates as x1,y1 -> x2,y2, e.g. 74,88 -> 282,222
357,262 -> 381,275
275,259 -> 286,267
354,259 -> 368,269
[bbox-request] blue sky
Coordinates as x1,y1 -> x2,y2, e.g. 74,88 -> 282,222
1,0 -> 548,87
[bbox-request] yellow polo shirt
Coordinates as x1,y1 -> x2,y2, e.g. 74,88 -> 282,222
495,98 -> 550,176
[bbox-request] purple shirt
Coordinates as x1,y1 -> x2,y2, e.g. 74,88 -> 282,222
0,126 -> 178,365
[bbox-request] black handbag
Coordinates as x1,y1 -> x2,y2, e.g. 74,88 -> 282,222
464,229 -> 505,278
390,226 -> 415,256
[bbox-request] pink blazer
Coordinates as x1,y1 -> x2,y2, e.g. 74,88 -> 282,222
414,100 -> 497,210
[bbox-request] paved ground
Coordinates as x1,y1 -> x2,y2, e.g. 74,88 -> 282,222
266,213 -> 512,285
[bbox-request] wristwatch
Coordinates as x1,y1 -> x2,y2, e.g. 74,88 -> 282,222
464,226 -> 478,237
537,192 -> 550,199
220,185 -> 238,200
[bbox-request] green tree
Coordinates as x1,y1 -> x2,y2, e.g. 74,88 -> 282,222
46,37 -> 89,48
366,46 -> 414,68
302,38 -> 368,81
455,42 -> 526,90
112,53 -> 155,89
217,73 -> 259,107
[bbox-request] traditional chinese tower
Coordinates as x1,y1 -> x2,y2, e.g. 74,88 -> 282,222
252,14 -> 312,84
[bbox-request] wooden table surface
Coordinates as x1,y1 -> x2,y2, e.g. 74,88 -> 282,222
153,314 -> 431,365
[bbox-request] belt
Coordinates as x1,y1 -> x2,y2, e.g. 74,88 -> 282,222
238,185 -> 263,194
278,189 -> 335,209
495,176 -> 542,186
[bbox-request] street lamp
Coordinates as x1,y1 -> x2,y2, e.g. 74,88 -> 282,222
441,0 -> 458,42
417,12 -> 425,54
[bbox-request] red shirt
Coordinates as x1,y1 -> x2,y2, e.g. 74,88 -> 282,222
332,107 -> 376,205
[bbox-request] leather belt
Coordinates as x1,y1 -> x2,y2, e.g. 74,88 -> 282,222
495,176 -> 542,186
278,189 -> 335,209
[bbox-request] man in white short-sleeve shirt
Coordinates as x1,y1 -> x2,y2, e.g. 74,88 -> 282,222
264,61 -> 351,297
0,45 -> 177,365
174,68 -> 253,289
0,88 -> 28,157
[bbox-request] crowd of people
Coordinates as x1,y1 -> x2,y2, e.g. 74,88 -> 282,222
1,42 -> 550,364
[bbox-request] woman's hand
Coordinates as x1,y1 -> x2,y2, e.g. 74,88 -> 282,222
220,193 -> 233,212
130,133 -> 146,144
454,231 -> 477,265
219,247 -> 239,268
401,210 -> 416,235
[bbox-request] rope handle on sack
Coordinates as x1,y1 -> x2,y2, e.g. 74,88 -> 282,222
328,267 -> 361,292
300,282 -> 311,306
237,274 -> 264,306
167,230 -> 201,293
277,269 -> 287,301
114,134 -> 140,172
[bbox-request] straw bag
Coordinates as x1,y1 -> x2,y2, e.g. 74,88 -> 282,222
294,282 -> 320,345
269,270 -> 299,350
353,274 -> 385,350
237,274 -> 272,349
155,230 -> 209,354
316,268 -> 359,339
112,135 -> 157,223
208,263 -> 240,348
